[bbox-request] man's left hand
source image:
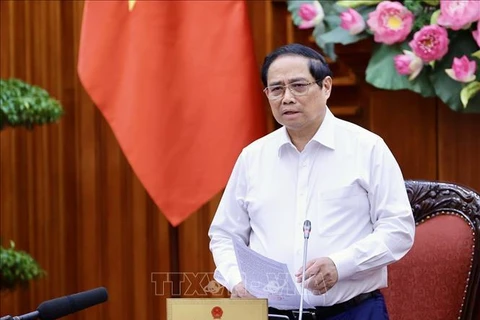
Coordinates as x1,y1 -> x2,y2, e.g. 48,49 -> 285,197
295,257 -> 338,295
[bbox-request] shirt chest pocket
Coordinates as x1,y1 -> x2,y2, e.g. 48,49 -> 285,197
314,184 -> 369,236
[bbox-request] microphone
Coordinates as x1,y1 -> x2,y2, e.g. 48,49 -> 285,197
303,220 -> 311,239
298,220 -> 311,320
8,287 -> 108,320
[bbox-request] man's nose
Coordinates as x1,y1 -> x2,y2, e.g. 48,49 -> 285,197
282,87 -> 295,103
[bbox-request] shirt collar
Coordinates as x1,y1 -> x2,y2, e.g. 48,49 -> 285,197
277,107 -> 336,156
312,107 -> 335,150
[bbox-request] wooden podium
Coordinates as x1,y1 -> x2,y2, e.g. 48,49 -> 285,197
167,298 -> 268,320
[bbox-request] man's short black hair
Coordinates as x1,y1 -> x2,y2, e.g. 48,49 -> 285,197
260,43 -> 333,88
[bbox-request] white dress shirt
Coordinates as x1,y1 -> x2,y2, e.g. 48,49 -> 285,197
208,108 -> 415,307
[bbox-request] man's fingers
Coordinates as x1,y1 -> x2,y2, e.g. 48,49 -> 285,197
304,273 -> 332,295
231,289 -> 241,298
231,292 -> 246,298
295,260 -> 317,276
231,283 -> 255,299
312,287 -> 328,295
296,262 -> 320,282
296,271 -> 315,283
235,292 -> 255,298
297,258 -> 338,293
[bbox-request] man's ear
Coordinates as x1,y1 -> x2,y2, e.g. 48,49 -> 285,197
323,76 -> 333,98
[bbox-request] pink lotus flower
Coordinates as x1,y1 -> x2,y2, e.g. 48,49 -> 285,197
298,2 -> 324,29
437,0 -> 480,31
445,56 -> 477,83
473,22 -> 480,48
409,25 -> 449,62
394,50 -> 424,80
340,8 -> 366,35
367,1 -> 414,45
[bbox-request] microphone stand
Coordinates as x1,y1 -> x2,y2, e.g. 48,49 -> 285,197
12,311 -> 39,320
1,312 -> 38,320
299,220 -> 311,320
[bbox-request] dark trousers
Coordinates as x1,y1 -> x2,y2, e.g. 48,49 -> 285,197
327,293 -> 389,320
268,291 -> 389,320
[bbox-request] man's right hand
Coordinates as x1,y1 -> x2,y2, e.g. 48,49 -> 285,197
231,282 -> 255,298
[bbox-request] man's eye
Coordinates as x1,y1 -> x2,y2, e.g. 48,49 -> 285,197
291,83 -> 308,88
270,86 -> 282,92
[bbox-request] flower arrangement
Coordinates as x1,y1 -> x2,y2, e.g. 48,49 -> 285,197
287,0 -> 480,112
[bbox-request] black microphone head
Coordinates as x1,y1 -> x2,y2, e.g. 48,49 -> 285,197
303,220 -> 312,239
303,220 -> 311,230
37,287 -> 108,320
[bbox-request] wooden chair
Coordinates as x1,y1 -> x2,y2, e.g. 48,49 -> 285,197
382,180 -> 480,320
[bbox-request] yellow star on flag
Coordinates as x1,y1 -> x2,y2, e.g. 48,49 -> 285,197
128,0 -> 136,11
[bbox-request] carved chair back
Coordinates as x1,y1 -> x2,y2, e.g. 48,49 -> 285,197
382,180 -> 480,320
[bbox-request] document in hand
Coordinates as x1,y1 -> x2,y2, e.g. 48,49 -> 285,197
232,238 -> 314,310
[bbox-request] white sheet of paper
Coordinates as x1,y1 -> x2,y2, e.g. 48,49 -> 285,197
232,237 -> 314,310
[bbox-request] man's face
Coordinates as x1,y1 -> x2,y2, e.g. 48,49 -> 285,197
265,55 -> 332,134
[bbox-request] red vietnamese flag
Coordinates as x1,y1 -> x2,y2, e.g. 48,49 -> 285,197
78,1 -> 266,226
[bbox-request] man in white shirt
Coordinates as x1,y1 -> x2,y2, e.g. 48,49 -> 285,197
208,43 -> 415,320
